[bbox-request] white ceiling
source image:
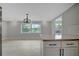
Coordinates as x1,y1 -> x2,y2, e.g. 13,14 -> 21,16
0,3 -> 74,21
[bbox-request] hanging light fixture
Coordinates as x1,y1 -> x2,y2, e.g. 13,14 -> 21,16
23,13 -> 31,23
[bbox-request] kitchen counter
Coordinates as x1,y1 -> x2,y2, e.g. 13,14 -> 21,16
2,38 -> 79,42
43,39 -> 79,41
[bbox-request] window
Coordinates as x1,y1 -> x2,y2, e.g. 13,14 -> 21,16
21,23 -> 31,33
54,16 -> 62,39
32,24 -> 41,33
21,21 -> 41,33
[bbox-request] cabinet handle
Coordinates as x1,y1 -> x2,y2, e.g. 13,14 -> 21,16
49,44 -> 56,46
61,49 -> 64,56
66,43 -> 74,45
60,49 -> 61,56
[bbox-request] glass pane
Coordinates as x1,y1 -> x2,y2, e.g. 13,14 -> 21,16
32,24 -> 41,33
55,23 -> 62,29
55,35 -> 62,39
55,16 -> 62,39
21,23 -> 31,33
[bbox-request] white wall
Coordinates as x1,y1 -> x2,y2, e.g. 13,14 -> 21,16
2,21 -> 53,40
62,4 -> 79,39
7,21 -> 42,39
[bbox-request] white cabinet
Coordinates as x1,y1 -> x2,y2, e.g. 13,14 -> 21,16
44,47 -> 60,56
64,48 -> 78,56
2,40 -> 42,56
43,41 -> 61,56
62,41 -> 78,56
43,40 -> 79,56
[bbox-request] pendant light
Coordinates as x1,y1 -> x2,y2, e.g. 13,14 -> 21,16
23,13 -> 31,23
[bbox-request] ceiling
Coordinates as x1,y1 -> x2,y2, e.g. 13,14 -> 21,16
0,3 -> 74,21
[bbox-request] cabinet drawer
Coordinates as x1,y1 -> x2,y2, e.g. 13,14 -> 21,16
43,41 -> 61,48
62,41 -> 78,47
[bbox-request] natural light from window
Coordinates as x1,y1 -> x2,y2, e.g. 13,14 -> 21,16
21,22 -> 41,33
55,16 -> 62,39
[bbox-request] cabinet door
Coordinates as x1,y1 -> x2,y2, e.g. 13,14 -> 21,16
43,47 -> 60,56
64,48 -> 78,56
2,40 -> 42,56
43,41 -> 61,56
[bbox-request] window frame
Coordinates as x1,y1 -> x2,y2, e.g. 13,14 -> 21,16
55,16 -> 62,39
21,21 -> 42,33
52,16 -> 63,39
21,23 -> 32,33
